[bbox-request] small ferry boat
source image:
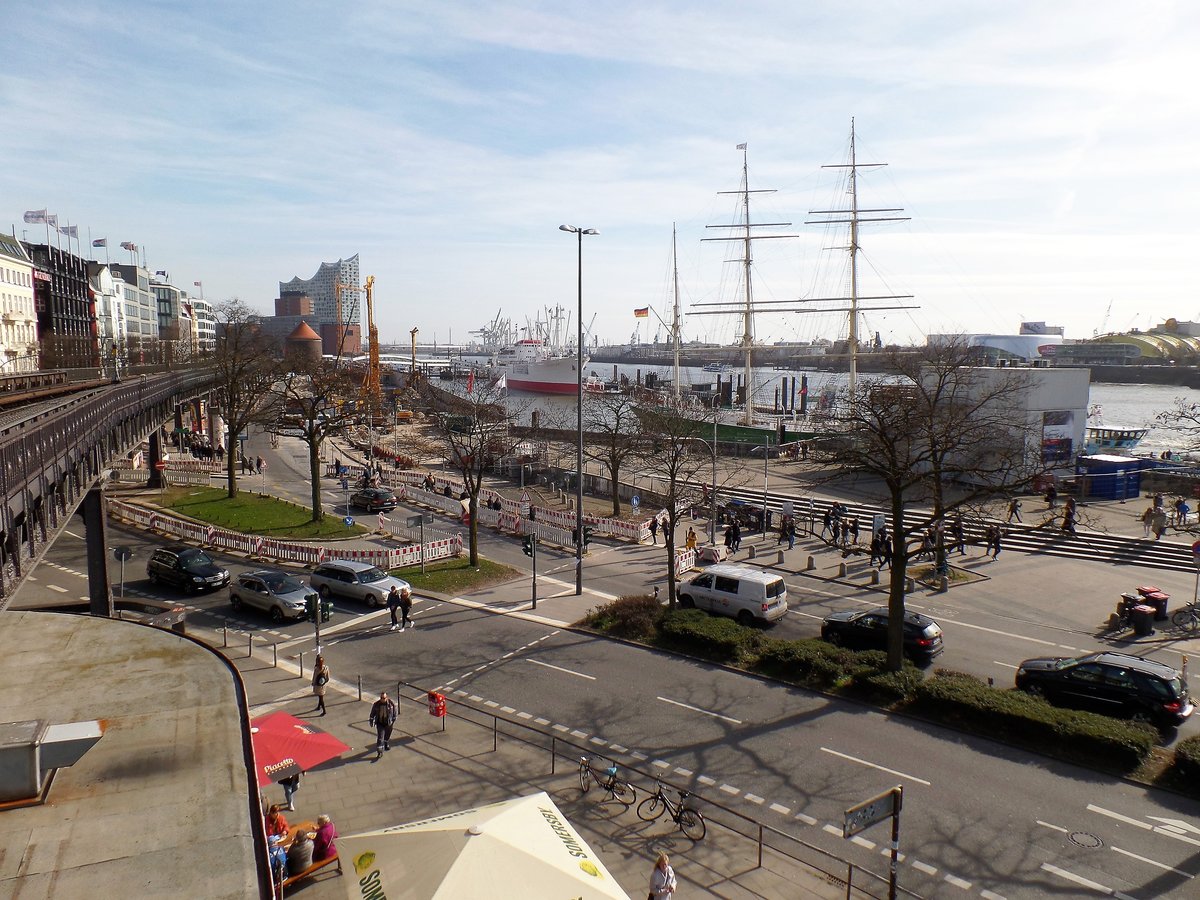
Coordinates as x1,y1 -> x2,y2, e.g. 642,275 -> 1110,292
1084,405 -> 1149,455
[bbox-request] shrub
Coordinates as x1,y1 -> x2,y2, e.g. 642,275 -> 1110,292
850,665 -> 924,704
1172,735 -> 1200,780
657,610 -> 765,664
581,594 -> 664,642
907,671 -> 1156,771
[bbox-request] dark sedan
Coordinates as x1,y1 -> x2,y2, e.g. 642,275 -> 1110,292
821,606 -> 944,663
1015,651 -> 1193,728
350,487 -> 399,513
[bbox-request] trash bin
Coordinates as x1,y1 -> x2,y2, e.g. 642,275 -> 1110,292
1142,591 -> 1170,621
1132,604 -> 1156,636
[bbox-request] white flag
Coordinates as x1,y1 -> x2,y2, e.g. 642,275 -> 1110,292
23,209 -> 47,224
495,373 -> 507,390
736,143 -> 747,150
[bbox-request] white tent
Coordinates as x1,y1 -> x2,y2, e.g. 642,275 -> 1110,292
340,791 -> 630,899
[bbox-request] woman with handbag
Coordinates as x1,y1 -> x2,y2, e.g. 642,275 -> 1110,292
312,655 -> 330,716
648,851 -> 676,899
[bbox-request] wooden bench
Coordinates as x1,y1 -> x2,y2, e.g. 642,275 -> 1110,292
279,854 -> 342,892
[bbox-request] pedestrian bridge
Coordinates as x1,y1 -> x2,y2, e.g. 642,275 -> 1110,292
0,369 -> 214,611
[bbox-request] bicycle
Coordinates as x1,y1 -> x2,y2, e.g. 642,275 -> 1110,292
636,779 -> 706,840
578,756 -> 635,806
1172,601 -> 1200,633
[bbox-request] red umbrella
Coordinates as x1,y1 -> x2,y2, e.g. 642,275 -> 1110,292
250,711 -> 351,788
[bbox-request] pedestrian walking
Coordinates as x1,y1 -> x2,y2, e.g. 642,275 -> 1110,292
387,585 -> 402,631
278,772 -> 301,811
1181,501 -> 1191,527
990,526 -> 1003,559
831,519 -> 841,547
1173,497 -> 1185,526
723,525 -> 733,551
869,533 -> 881,566
952,516 -> 966,555
731,521 -> 742,552
1061,509 -> 1077,536
881,535 -> 893,569
821,508 -> 833,538
1007,498 -> 1022,523
312,655 -> 330,716
1045,484 -> 1057,508
368,691 -> 398,755
786,519 -> 796,551
649,851 -> 677,900
849,517 -> 860,545
685,527 -> 697,551
1140,505 -> 1154,538
400,587 -> 414,629
649,516 -> 659,545
1153,508 -> 1168,540
255,455 -> 264,475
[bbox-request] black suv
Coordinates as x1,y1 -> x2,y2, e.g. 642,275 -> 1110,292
350,487 -> 399,513
1015,651 -> 1193,727
821,606 -> 944,663
147,546 -> 231,594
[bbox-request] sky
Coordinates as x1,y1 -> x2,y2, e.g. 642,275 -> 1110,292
4,1 -> 1199,351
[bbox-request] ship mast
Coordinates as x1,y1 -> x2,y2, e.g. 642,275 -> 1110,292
672,224 -> 682,403
695,144 -> 796,425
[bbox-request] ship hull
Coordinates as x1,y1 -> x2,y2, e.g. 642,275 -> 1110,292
496,354 -> 589,395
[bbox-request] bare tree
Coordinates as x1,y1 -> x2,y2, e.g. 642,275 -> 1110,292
582,391 -> 646,517
423,378 -> 531,566
211,300 -> 278,498
633,402 -> 725,609
267,353 -> 363,522
813,343 -> 1046,670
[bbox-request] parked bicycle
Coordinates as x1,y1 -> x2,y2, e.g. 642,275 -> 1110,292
578,756 -> 635,806
636,779 -> 706,840
1172,601 -> 1200,633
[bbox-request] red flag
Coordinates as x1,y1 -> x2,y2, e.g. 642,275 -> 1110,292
466,371 -> 475,393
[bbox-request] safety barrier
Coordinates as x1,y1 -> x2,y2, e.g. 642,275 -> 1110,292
108,499 -> 463,568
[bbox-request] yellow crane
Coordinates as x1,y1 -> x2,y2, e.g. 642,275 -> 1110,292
363,275 -> 382,422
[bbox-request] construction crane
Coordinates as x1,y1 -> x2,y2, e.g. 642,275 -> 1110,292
362,275 -> 381,422
332,281 -> 360,358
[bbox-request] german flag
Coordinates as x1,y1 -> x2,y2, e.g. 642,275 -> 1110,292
633,307 -> 649,318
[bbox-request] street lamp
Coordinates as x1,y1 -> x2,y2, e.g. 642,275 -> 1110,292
560,224 -> 598,596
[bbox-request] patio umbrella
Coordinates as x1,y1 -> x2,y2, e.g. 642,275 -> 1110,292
249,710 -> 351,788
339,791 -> 630,899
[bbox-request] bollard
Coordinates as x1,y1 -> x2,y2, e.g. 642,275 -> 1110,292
247,633 -> 253,658
905,577 -> 915,592
272,644 -> 277,668
357,675 -> 362,701
939,575 -> 949,593
223,626 -> 228,648
748,545 -> 757,559
806,555 -> 816,571
838,562 -> 847,577
777,550 -> 785,565
299,652 -> 305,679
870,570 -> 879,585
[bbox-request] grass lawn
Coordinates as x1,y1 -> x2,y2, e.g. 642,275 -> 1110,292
394,557 -> 520,596
159,486 -> 368,539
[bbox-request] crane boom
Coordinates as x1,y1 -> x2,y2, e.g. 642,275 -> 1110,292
363,275 -> 381,418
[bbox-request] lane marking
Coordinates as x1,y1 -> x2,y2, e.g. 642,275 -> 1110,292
535,717 -> 551,726
719,784 -> 740,796
769,803 -> 791,815
796,812 -> 818,826
993,661 -> 1019,670
674,767 -> 693,778
526,659 -> 596,680
552,724 -> 569,733
1087,804 -> 1200,847
822,824 -> 841,837
48,584 -> 68,593
820,747 -> 931,786
1039,862 -> 1113,893
851,835 -> 875,850
947,619 -> 1062,646
1037,820 -> 1069,833
657,696 -> 743,725
944,874 -> 972,890
610,743 -> 628,753
911,861 -> 938,876
516,711 -> 532,720
745,793 -> 765,805
500,706 -> 516,714
1111,845 -> 1193,877
590,737 -> 607,747
697,775 -> 716,786
979,891 -> 1008,900
540,575 -> 620,601
570,730 -> 588,740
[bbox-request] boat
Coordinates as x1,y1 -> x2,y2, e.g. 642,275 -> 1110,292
1084,405 -> 1149,455
489,306 -> 586,395
702,362 -> 730,373
583,372 -> 622,394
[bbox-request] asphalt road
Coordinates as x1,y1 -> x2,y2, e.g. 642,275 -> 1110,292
15,521 -> 1200,899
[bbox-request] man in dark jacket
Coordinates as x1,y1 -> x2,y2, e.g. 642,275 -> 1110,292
369,692 -> 398,755
387,586 -> 402,632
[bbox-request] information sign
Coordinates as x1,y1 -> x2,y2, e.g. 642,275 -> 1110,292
843,786 -> 902,838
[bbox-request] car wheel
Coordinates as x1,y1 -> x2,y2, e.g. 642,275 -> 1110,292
270,606 -> 284,623
1129,709 -> 1156,728
366,594 -> 380,608
319,585 -> 332,600
736,609 -> 755,627
679,594 -> 695,609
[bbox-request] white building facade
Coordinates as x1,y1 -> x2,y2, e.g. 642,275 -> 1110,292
0,233 -> 38,372
191,296 -> 216,353
87,262 -> 127,373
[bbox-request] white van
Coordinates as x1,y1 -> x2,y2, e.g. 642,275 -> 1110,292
677,564 -> 788,625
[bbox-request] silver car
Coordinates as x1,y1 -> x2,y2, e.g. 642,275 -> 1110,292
309,560 -> 411,608
230,570 -> 316,622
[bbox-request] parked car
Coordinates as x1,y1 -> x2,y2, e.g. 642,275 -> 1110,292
350,487 -> 399,513
309,560 -> 411,608
1015,651 -> 1193,727
230,570 -> 316,622
676,564 -> 788,625
820,606 -> 944,663
146,545 -> 230,594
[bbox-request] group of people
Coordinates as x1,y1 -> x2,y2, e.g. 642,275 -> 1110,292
722,521 -> 742,552
776,515 -> 797,550
239,454 -> 266,475
265,804 -> 338,881
1140,493 -> 1191,539
868,529 -> 894,569
821,502 -> 860,549
173,430 -> 225,462
387,585 -> 414,631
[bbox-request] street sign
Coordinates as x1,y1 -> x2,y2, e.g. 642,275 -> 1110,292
407,514 -> 424,528
113,546 -> 133,562
343,516 -> 355,528
781,500 -> 793,518
154,461 -> 167,470
631,495 -> 640,509
521,490 -> 530,503
1191,539 -> 1200,558
843,786 -> 902,838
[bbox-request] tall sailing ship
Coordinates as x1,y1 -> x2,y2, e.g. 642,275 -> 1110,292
488,305 -> 587,395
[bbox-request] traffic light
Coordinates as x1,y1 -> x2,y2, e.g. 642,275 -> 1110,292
522,535 -> 535,557
320,598 -> 333,623
582,525 -> 594,546
305,595 -> 319,622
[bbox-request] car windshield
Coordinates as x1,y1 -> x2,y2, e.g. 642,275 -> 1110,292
180,551 -> 214,571
262,574 -> 305,594
765,579 -> 785,599
357,567 -> 389,583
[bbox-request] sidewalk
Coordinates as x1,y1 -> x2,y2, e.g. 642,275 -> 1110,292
223,632 -> 856,899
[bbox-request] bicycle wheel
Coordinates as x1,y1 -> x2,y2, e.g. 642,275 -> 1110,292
637,795 -> 665,821
1172,609 -> 1200,632
579,763 -> 592,794
679,807 -> 706,840
611,781 -> 636,807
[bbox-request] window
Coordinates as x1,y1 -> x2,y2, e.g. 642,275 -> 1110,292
713,576 -> 739,594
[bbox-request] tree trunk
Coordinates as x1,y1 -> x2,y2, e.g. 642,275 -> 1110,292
468,492 -> 479,567
609,459 -> 622,517
226,446 -> 239,498
886,492 -> 908,672
308,439 -> 325,523
664,522 -> 678,610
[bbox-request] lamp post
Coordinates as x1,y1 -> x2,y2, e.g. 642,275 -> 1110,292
560,224 -> 598,596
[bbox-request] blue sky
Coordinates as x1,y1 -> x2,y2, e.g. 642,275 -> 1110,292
4,1 -> 1198,349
